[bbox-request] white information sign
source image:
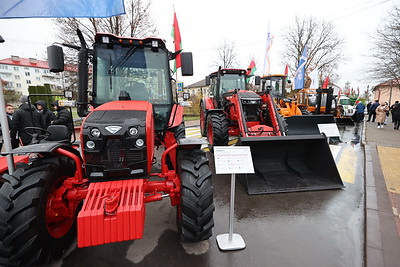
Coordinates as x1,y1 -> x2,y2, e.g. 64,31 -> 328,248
214,146 -> 254,174
317,123 -> 340,137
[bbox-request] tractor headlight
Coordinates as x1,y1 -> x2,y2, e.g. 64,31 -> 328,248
128,127 -> 139,136
90,128 -> 101,138
135,138 -> 144,147
86,141 -> 96,150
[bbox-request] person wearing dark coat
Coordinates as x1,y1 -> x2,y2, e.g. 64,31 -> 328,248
392,102 -> 400,130
367,100 -> 380,122
35,100 -> 56,129
50,100 -> 73,138
10,95 -> 41,146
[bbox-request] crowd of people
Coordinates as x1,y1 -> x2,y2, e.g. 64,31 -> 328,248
366,99 -> 400,130
0,95 -> 73,151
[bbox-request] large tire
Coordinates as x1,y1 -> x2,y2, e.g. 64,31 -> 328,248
200,101 -> 207,137
207,113 -> 229,151
176,149 -> 214,242
0,157 -> 77,266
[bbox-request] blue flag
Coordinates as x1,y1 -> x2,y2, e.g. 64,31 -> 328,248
0,0 -> 125,19
294,46 -> 307,90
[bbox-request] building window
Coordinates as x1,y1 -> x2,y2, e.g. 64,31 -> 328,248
24,67 -> 29,70
16,83 -> 21,88
25,72 -> 30,76
13,66 -> 19,71
36,77 -> 41,81
26,80 -> 31,84
35,69 -> 40,73
8,82 -> 14,87
1,65 -> 8,69
15,75 -> 20,79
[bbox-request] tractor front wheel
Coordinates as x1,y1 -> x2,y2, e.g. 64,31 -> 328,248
0,157 -> 78,266
207,113 -> 229,151
176,149 -> 214,242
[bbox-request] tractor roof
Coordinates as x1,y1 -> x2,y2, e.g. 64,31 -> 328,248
209,68 -> 247,77
94,33 -> 166,49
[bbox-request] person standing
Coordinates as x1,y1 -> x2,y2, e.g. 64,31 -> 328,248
10,95 -> 41,146
354,101 -> 365,123
367,100 -> 380,122
4,104 -> 19,149
393,102 -> 400,130
367,102 -> 372,114
375,102 -> 389,128
35,100 -> 56,129
50,100 -> 73,138
390,101 -> 399,122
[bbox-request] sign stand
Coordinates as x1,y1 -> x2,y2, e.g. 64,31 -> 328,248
214,146 -> 254,251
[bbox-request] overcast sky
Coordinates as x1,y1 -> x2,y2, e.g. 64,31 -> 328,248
0,0 -> 395,90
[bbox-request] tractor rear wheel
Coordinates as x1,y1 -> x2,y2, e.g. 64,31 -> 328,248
0,157 -> 78,266
207,113 -> 229,151
176,149 -> 214,242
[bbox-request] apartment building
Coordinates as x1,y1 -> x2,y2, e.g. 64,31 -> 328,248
0,55 -> 64,95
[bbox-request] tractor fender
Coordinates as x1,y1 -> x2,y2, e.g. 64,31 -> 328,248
177,137 -> 208,149
2,142 -> 78,156
168,104 -> 184,128
202,97 -> 214,110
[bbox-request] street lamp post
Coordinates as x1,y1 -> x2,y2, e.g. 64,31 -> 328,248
0,35 -> 15,174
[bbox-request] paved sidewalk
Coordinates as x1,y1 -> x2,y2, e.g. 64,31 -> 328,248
364,119 -> 400,267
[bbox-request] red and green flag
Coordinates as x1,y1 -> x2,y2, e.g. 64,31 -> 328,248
171,10 -> 182,73
246,59 -> 256,82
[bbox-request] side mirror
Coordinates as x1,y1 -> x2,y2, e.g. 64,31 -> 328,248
205,76 -> 211,86
254,76 -> 261,85
180,52 -> 193,76
47,45 -> 65,73
183,92 -> 190,100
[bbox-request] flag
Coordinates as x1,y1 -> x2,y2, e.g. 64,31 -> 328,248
0,0 -> 125,18
322,76 -> 329,89
284,64 -> 289,82
246,59 -> 256,83
171,10 -> 182,72
263,23 -> 273,76
294,47 -> 307,89
309,68 -> 319,89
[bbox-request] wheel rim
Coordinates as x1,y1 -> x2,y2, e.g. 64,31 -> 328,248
200,107 -> 205,133
46,176 -> 75,238
207,120 -> 213,145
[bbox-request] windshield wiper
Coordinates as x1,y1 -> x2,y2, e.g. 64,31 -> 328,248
107,46 -> 137,75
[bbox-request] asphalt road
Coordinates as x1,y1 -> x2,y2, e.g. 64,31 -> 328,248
52,123 -> 364,267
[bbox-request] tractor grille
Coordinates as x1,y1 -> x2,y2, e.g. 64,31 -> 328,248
107,139 -> 144,162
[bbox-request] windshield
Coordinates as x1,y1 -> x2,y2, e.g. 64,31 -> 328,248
339,99 -> 352,105
260,76 -> 285,95
219,74 -> 246,94
94,44 -> 172,105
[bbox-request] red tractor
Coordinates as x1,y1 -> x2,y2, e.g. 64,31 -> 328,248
200,68 -> 344,195
0,30 -> 214,266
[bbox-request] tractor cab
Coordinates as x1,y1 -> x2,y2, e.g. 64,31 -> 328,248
93,34 -> 176,132
206,68 -> 248,109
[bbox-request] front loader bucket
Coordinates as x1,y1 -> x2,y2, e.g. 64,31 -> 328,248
285,115 -> 335,135
237,135 -> 344,194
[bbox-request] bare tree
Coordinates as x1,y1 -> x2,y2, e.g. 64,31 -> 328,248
281,16 -> 345,85
368,5 -> 400,85
213,40 -> 239,69
53,0 -> 158,45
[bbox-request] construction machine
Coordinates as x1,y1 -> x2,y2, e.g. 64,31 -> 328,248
200,68 -> 344,195
0,30 -> 214,266
259,75 -> 337,135
334,96 -> 355,125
